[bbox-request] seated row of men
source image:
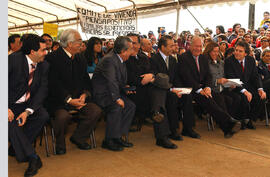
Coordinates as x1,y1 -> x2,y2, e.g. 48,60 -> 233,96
8,29 -> 267,177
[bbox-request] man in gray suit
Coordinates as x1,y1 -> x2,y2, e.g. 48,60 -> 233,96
92,36 -> 136,151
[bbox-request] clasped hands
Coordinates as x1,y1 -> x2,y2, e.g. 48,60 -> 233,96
68,93 -> 87,110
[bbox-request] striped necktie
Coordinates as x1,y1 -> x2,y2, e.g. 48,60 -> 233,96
165,56 -> 169,69
25,64 -> 36,101
195,56 -> 200,72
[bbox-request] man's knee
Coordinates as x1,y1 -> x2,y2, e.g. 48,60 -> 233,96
54,109 -> 72,122
84,103 -> 103,119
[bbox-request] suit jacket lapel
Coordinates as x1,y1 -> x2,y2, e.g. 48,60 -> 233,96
22,55 -> 29,80
187,51 -> 200,77
243,58 -> 250,82
232,57 -> 244,79
114,53 -> 126,85
157,52 -> 168,72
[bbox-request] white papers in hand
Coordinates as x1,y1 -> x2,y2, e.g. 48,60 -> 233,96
223,79 -> 243,88
171,88 -> 192,94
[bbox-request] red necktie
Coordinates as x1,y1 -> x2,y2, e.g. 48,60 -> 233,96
25,64 -> 36,101
195,56 -> 200,72
268,64 -> 270,71
240,61 -> 244,72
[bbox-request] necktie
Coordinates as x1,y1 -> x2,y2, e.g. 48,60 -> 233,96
165,56 -> 169,69
267,64 -> 270,71
240,61 -> 244,72
25,64 -> 36,101
148,52 -> 151,58
195,56 -> 200,72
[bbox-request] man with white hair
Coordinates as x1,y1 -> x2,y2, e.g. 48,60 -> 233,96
46,29 -> 102,155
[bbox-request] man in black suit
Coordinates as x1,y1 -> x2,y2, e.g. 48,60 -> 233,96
150,35 -> 200,149
225,41 -> 266,129
258,49 -> 270,97
46,29 -> 102,155
8,34 -> 49,177
125,33 -> 153,131
178,36 -> 241,138
92,36 -> 136,151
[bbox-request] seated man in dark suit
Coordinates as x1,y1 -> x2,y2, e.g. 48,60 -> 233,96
8,34 -> 49,177
258,49 -> 270,98
46,29 -> 102,155
150,35 -> 200,149
225,41 -> 266,129
92,36 -> 136,151
125,33 -> 153,131
178,36 -> 241,138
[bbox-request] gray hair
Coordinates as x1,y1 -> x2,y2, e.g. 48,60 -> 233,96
59,29 -> 79,48
262,49 -> 270,57
113,36 -> 132,54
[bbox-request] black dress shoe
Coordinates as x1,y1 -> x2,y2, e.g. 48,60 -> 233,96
168,133 -> 183,141
156,138 -> 178,149
102,139 -> 123,151
224,131 -> 235,139
114,138 -> 133,148
231,120 -> 241,133
152,112 -> 164,123
182,129 -> 201,139
246,120 -> 256,129
224,121 -> 241,138
56,147 -> 66,155
24,156 -> 42,177
70,137 -> 91,150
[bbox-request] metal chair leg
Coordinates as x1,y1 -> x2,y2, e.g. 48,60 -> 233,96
210,116 -> 215,130
51,126 -> 56,155
265,102 -> 269,126
207,117 -> 211,131
92,130 -> 97,148
89,132 -> 94,149
43,126 -> 50,157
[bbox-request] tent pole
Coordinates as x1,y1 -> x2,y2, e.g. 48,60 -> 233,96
248,2 -> 255,30
176,2 -> 180,39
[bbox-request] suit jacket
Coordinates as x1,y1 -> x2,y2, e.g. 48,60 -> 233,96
46,47 -> 91,112
207,57 -> 225,93
125,52 -> 153,86
257,60 -> 270,80
224,55 -> 262,93
177,50 -> 212,92
150,52 -> 182,87
92,51 -> 127,107
8,51 -> 49,112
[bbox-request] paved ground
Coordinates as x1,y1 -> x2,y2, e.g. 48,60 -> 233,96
8,119 -> 270,177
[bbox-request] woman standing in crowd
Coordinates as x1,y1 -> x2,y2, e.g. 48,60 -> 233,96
219,41 -> 228,60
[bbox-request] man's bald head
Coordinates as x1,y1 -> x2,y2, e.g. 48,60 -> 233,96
190,36 -> 203,56
141,38 -> 152,53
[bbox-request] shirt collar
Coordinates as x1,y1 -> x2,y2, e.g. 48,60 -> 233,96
117,54 -> 123,63
238,58 -> 245,65
63,48 -> 72,58
159,50 -> 168,61
143,51 -> 149,56
25,55 -> 37,66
